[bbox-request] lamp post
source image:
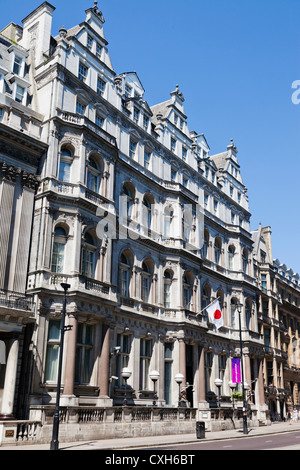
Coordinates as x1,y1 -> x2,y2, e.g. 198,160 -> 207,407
149,370 -> 160,406
50,282 -> 71,451
214,378 -> 223,409
121,367 -> 132,406
175,373 -> 184,407
236,301 -> 248,435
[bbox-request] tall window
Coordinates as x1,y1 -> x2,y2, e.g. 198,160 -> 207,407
120,252 -> 131,297
75,323 -> 94,384
164,206 -> 173,238
142,195 -> 152,234
45,320 -> 61,381
139,338 -> 152,390
183,272 -> 193,310
122,184 -> 134,220
228,245 -> 235,270
15,84 -> 25,104
51,226 -> 67,273
171,137 -> 176,153
13,55 -> 23,75
164,270 -> 173,308
87,157 -> 102,193
129,139 -> 137,158
78,62 -> 88,82
202,284 -> 211,321
59,148 -> 73,182
202,229 -> 209,258
218,355 -> 226,394
141,260 -> 153,303
214,237 -> 221,265
144,150 -> 151,169
242,248 -> 248,274
97,77 -> 106,96
76,100 -> 86,115
82,232 -> 96,278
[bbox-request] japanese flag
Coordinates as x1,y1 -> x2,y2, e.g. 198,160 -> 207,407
206,299 -> 223,330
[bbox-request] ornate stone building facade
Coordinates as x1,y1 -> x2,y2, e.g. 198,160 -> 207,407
0,1 -> 299,443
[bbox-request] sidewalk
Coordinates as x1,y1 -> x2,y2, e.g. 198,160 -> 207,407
1,420 -> 300,451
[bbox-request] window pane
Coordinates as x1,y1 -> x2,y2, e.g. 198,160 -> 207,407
45,344 -> 59,381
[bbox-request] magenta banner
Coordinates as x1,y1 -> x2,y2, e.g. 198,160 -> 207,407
232,358 -> 241,383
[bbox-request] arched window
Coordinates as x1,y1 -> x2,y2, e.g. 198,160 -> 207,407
142,194 -> 153,234
183,271 -> 193,310
214,237 -> 222,265
182,208 -> 193,243
231,297 -> 239,329
242,248 -> 248,274
202,284 -> 211,310
82,231 -> 97,278
141,259 -> 154,303
202,229 -> 209,259
87,156 -> 102,193
164,206 -> 174,238
163,269 -> 173,308
122,183 -> 135,220
51,226 -> 68,273
59,147 -> 73,182
119,251 -> 132,297
245,298 -> 252,329
228,245 -> 235,270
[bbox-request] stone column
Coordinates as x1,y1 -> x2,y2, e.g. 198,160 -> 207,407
258,357 -> 265,406
198,345 -> 206,403
63,314 -> 78,398
98,324 -> 110,398
0,336 -> 19,418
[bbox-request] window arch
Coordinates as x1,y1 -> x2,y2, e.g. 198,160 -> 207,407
242,247 -> 249,274
59,146 -> 74,182
51,225 -> 68,273
230,297 -> 239,329
183,271 -> 194,310
228,245 -> 235,270
163,269 -> 174,308
141,258 -> 154,303
202,228 -> 209,259
142,194 -> 154,234
214,236 -> 222,265
87,155 -> 103,193
245,298 -> 252,329
202,283 -> 211,309
164,205 -> 174,238
82,230 -> 97,278
119,249 -> 133,297
122,183 -> 135,220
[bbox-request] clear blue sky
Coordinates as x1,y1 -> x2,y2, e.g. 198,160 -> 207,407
1,0 -> 300,272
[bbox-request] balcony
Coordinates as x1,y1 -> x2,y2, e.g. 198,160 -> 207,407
0,289 -> 35,313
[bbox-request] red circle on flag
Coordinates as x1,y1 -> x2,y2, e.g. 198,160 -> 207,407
214,309 -> 222,320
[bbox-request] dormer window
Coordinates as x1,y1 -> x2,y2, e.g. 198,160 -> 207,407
15,84 -> 26,104
96,43 -> 102,59
143,115 -> 149,131
13,55 -> 23,76
97,76 -> 105,96
125,83 -> 132,99
78,62 -> 88,82
171,137 -> 176,153
87,35 -> 93,50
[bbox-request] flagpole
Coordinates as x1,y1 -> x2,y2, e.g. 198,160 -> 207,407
196,297 -> 220,316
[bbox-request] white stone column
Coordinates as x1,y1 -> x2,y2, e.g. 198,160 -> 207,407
1,337 -> 19,417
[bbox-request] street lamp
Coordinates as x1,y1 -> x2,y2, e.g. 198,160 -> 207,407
175,373 -> 184,407
236,301 -> 248,435
121,367 -> 132,406
214,378 -> 223,409
50,282 -> 71,451
149,370 -> 160,406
